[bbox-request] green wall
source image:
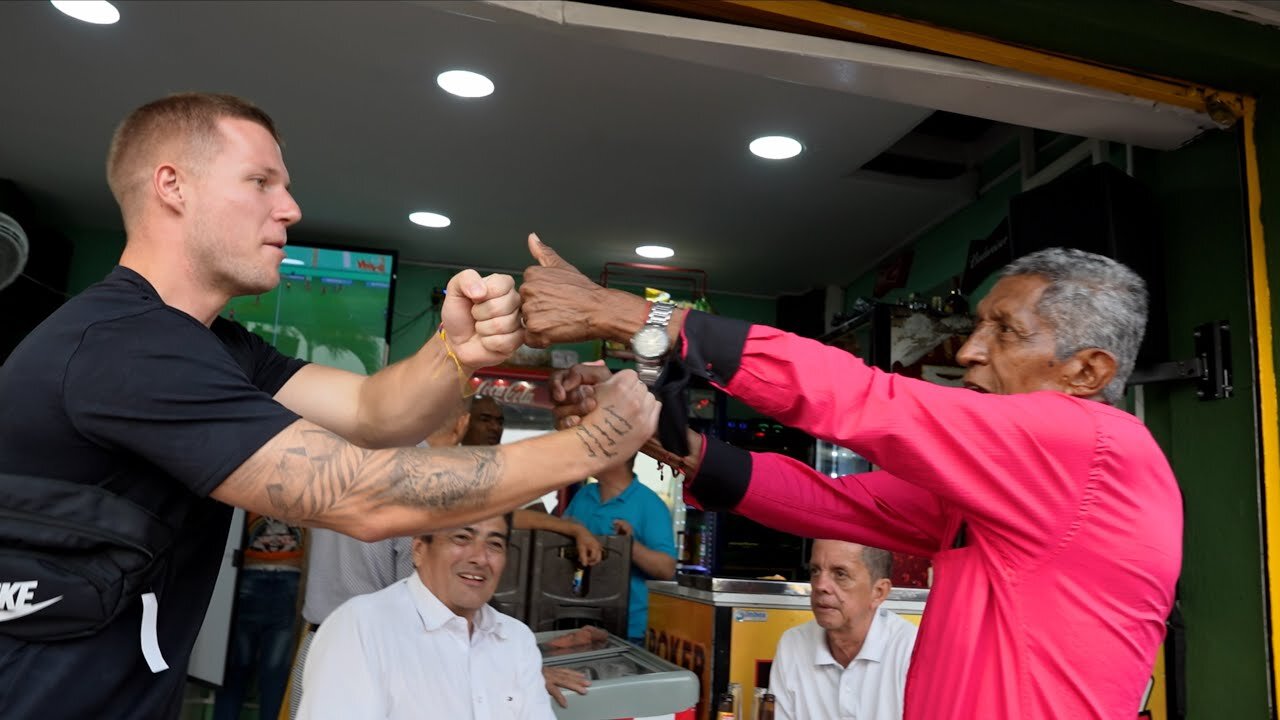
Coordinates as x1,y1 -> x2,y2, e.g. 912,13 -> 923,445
1135,131 -> 1267,717
66,230 -> 124,295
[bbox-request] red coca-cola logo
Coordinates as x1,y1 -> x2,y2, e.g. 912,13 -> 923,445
468,377 -> 550,408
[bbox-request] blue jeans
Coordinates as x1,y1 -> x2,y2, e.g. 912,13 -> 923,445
213,570 -> 300,720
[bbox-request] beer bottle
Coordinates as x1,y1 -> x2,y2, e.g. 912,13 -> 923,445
716,691 -> 736,719
758,692 -> 776,720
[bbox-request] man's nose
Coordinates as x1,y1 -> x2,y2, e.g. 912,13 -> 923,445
956,330 -> 987,368
277,192 -> 302,227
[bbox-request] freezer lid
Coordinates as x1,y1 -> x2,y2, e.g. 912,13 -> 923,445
536,629 -> 700,720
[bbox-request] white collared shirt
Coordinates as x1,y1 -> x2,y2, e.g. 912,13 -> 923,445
769,608 -> 917,720
298,574 -> 555,720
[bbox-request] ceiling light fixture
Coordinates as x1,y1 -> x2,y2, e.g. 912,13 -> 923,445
749,135 -> 803,160
635,245 -> 674,259
436,70 -> 494,98
409,211 -> 451,228
50,0 -> 120,24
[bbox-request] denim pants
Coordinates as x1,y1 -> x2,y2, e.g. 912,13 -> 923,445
213,569 -> 300,720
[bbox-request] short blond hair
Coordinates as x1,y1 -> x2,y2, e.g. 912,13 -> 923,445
106,92 -> 280,218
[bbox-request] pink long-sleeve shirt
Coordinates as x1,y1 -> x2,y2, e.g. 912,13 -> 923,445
679,316 -> 1181,720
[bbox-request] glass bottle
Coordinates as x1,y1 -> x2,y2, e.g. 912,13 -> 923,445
716,691 -> 736,720
758,692 -> 776,720
727,682 -> 742,718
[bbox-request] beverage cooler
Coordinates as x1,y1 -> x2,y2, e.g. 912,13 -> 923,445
678,419 -> 812,582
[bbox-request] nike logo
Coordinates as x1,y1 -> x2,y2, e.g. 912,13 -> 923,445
0,581 -> 63,622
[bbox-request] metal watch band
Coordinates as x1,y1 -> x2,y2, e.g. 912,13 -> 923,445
636,360 -> 663,386
635,301 -> 676,386
646,300 -> 675,329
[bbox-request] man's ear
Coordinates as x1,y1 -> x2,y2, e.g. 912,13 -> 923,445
1064,348 -> 1118,400
453,412 -> 471,441
870,578 -> 892,608
153,163 -> 186,214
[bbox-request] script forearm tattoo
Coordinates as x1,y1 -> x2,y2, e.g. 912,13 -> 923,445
601,407 -> 633,437
570,402 -> 635,459
244,424 -> 502,526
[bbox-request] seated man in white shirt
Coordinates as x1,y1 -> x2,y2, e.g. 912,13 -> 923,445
299,511 -> 554,720
769,541 -> 918,720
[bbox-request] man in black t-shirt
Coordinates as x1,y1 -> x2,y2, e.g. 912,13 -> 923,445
0,93 -> 660,718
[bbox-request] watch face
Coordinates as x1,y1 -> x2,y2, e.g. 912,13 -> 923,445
631,325 -> 670,359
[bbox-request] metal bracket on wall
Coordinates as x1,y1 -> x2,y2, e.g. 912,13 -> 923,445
1128,321 -> 1232,400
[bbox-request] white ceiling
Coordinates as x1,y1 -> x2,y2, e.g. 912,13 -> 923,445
0,0 -> 993,297
1,0 -> 1217,298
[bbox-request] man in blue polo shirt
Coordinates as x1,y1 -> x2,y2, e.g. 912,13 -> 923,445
564,455 -> 677,643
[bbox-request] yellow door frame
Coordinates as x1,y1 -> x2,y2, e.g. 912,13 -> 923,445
640,0 -> 1277,703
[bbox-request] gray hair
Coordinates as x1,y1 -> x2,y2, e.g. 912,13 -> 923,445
1000,248 -> 1148,404
860,546 -> 894,583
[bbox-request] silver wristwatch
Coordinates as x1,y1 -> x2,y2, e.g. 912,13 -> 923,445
630,301 -> 675,386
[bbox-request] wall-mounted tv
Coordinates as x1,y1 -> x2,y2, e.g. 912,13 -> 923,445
222,242 -> 398,374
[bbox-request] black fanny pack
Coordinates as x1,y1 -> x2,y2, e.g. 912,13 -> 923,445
0,473 -> 174,642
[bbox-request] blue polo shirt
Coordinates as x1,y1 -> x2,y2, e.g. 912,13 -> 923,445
564,477 -> 676,640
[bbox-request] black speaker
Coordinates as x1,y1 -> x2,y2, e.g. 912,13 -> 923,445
0,180 -> 72,362
776,287 -> 827,339
1006,162 -> 1167,365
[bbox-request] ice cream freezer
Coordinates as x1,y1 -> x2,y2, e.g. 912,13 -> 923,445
537,628 -> 699,720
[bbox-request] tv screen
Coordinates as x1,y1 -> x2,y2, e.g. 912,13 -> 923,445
223,242 -> 397,374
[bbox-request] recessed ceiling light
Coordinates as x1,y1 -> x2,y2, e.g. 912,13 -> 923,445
436,70 -> 494,98
749,135 -> 803,160
50,0 -> 119,24
409,211 -> 451,228
636,245 -> 674,259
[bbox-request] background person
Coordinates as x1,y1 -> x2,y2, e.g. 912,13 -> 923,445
298,512 -> 555,720
563,454 -> 676,644
769,540 -> 916,720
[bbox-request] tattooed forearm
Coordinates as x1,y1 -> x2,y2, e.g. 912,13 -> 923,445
603,407 -> 633,431
374,447 -> 502,512
572,426 -> 600,458
248,423 -> 503,528
581,417 -> 619,456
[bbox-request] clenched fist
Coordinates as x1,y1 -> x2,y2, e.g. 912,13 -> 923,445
440,269 -> 524,369
551,362 -> 703,477
569,369 -> 660,474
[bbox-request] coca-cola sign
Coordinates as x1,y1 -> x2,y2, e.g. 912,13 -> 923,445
468,372 -> 551,408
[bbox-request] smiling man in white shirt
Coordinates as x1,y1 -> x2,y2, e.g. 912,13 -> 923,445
298,511 -> 554,720
769,540 -> 917,720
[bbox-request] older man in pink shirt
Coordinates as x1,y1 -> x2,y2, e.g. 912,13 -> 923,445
520,235 -> 1181,720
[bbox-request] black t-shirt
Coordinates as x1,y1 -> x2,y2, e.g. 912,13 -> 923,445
0,266 -> 306,718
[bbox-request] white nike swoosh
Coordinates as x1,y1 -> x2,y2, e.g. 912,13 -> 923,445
0,596 -> 64,622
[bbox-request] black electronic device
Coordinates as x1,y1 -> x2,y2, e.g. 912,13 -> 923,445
1005,162 -> 1167,365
